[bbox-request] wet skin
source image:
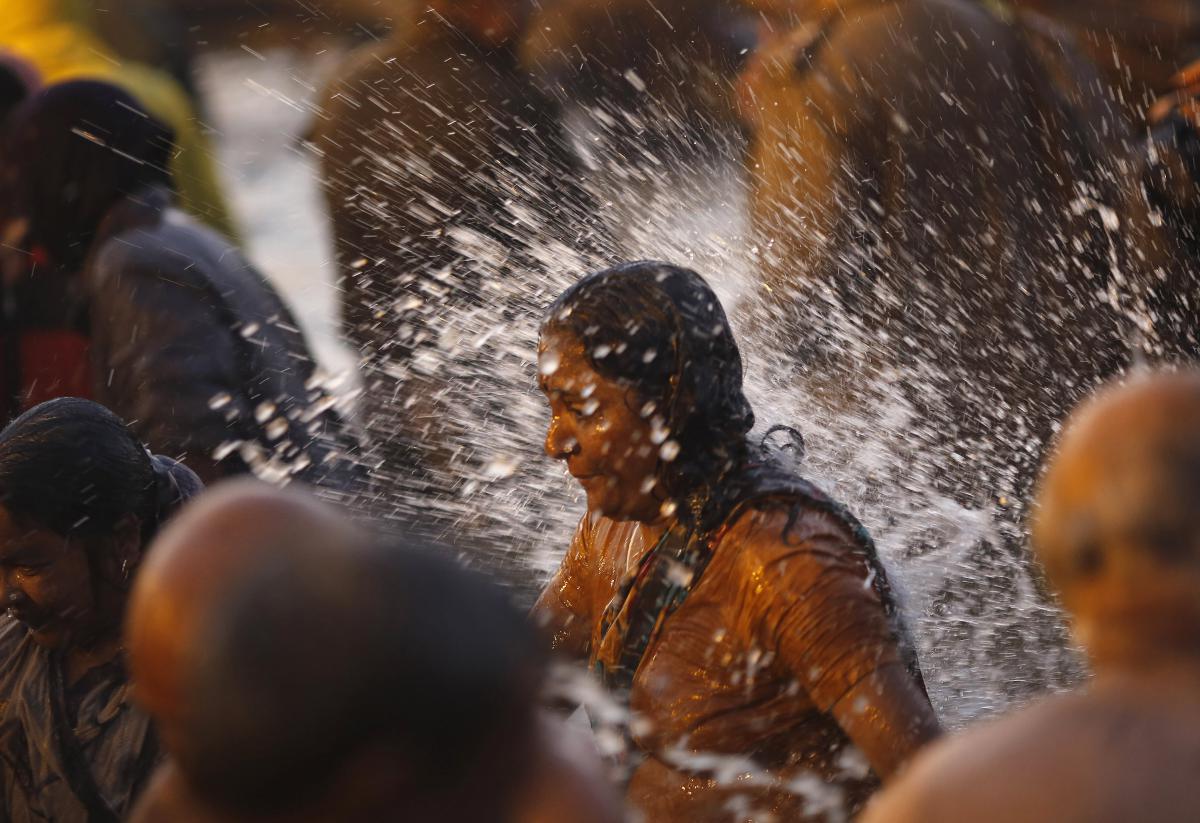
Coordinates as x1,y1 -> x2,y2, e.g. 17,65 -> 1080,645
539,330 -> 665,524
0,505 -> 137,682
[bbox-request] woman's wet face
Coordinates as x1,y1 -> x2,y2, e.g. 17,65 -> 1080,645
540,330 -> 666,523
0,506 -> 99,650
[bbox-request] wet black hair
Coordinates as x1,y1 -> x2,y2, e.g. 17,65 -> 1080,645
182,535 -> 544,816
542,261 -> 755,524
3,80 -> 175,270
0,398 -> 202,544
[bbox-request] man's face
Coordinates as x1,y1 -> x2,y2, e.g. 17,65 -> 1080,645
539,330 -> 665,523
0,506 -> 98,650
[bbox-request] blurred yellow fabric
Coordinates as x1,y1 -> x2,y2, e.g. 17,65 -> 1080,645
0,0 -> 239,240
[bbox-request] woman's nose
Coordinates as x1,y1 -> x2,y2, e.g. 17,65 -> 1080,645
545,418 -> 580,460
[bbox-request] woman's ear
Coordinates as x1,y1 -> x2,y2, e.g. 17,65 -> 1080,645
98,512 -> 145,588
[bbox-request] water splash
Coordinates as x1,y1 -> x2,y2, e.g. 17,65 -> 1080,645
200,42 -> 1179,805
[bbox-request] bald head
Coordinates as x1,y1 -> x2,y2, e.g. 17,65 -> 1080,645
1034,371 -> 1200,661
126,479 -> 363,753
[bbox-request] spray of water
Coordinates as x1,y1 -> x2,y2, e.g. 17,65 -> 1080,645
199,35 -> 1194,816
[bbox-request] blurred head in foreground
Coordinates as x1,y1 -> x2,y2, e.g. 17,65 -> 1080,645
1034,369 -> 1200,667
858,371 -> 1200,823
127,479 -> 364,758
129,480 -> 545,822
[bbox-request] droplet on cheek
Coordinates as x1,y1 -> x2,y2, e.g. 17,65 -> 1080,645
582,383 -> 596,399
660,440 -> 681,462
539,350 -> 562,376
582,399 -> 599,416
640,475 -> 657,494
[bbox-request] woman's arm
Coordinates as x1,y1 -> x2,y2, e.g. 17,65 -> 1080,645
827,659 -> 941,778
740,507 -> 940,778
532,514 -> 596,660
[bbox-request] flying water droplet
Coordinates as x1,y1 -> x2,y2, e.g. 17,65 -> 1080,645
213,440 -> 242,462
659,440 -> 681,462
539,350 -> 562,376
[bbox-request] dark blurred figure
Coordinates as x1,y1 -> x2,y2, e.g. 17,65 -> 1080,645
0,0 -> 238,238
736,0 -> 1195,707
520,0 -> 757,150
1016,3 -> 1200,277
316,0 -> 567,320
862,371 -> 1200,823
739,0 -> 1189,504
0,397 -> 201,823
0,53 -> 38,127
0,80 -> 361,487
315,0 -> 602,526
1015,1 -> 1200,130
127,481 -> 622,823
90,0 -> 198,100
1146,61 -> 1200,263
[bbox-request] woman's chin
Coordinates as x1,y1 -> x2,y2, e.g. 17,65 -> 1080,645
591,494 -> 662,524
589,490 -> 629,521
27,625 -> 68,651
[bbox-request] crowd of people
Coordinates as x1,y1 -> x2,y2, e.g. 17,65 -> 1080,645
0,1 -> 1197,821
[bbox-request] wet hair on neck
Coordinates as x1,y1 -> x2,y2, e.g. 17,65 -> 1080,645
542,261 -> 755,523
0,397 -> 200,544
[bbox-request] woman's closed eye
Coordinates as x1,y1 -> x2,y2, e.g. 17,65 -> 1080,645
568,398 -> 601,417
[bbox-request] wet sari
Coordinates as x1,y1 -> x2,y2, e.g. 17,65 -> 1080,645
538,457 -> 925,821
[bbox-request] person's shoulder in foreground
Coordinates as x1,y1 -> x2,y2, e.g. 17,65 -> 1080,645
863,370 -> 1200,823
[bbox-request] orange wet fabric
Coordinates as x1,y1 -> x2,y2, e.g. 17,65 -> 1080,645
537,501 -> 918,821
